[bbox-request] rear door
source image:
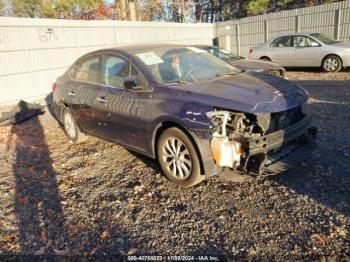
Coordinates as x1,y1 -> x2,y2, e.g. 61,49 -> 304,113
93,54 -> 127,140
268,36 -> 294,66
69,54 -> 102,133
293,35 -> 322,66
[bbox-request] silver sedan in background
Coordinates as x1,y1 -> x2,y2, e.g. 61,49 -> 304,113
249,33 -> 350,72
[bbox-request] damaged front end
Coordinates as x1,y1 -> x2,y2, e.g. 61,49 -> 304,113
206,106 -> 317,178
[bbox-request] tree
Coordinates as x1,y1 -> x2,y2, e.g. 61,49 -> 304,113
245,0 -> 270,15
12,0 -> 42,17
0,0 -> 4,15
94,2 -> 110,19
9,0 -> 344,21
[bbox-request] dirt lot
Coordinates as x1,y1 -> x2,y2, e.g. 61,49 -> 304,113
0,70 -> 349,260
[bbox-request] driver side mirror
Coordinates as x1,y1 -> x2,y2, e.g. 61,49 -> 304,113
124,76 -> 141,91
311,42 -> 320,47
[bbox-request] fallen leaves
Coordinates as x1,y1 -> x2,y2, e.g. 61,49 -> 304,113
58,183 -> 68,191
17,195 -> 29,205
58,176 -> 84,191
40,231 -> 48,244
121,248 -> 138,256
100,230 -> 110,240
53,248 -> 70,255
127,202 -> 136,210
1,233 -> 16,241
311,233 -> 327,245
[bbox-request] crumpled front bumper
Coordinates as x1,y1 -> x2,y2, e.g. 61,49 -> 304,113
246,115 -> 313,156
244,114 -> 317,176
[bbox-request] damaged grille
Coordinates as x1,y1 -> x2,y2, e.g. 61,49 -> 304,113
267,106 -> 303,133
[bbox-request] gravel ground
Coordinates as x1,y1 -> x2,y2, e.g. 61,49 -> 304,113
0,70 -> 349,261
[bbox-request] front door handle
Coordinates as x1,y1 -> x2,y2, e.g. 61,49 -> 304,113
96,97 -> 108,104
68,91 -> 75,97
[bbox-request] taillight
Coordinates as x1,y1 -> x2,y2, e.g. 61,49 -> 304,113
52,83 -> 57,92
249,48 -> 253,56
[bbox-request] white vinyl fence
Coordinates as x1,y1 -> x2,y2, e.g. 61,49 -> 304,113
0,18 -> 214,104
215,0 -> 350,57
1,0 -> 350,104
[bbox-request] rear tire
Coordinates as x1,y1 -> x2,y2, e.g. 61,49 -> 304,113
322,55 -> 342,72
62,107 -> 87,143
157,127 -> 204,187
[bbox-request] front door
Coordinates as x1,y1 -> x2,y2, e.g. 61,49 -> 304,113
293,35 -> 321,66
93,54 -> 149,153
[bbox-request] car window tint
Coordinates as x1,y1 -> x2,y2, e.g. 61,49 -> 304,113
103,55 -> 130,88
294,36 -> 318,47
73,56 -> 101,83
270,36 -> 293,47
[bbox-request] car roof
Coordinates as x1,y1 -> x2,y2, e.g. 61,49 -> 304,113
270,32 -> 319,38
87,44 -> 187,55
193,44 -> 211,48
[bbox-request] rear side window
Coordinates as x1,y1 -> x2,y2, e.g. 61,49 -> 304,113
102,55 -> 130,88
270,36 -> 293,47
72,56 -> 102,83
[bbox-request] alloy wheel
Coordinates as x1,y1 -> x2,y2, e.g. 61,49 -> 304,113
64,111 -> 77,139
162,137 -> 192,180
324,57 -> 339,72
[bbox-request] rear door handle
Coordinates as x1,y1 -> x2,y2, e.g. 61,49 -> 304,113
68,91 -> 75,97
96,97 -> 108,104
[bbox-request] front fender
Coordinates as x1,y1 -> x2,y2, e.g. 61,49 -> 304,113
148,102 -> 221,177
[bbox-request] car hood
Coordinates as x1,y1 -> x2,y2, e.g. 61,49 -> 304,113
329,42 -> 350,49
227,58 -> 284,72
169,72 -> 308,113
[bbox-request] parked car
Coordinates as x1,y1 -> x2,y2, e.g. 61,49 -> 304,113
249,33 -> 350,72
196,45 -> 287,78
53,44 -> 316,187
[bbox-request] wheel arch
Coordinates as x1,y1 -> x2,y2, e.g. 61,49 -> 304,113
260,56 -> 271,61
321,54 -> 343,67
152,121 -> 206,175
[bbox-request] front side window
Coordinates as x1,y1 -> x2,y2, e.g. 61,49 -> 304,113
72,56 -> 101,83
103,55 -> 130,88
270,36 -> 293,48
294,36 -> 319,47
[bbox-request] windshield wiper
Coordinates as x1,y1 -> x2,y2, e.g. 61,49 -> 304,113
165,80 -> 191,85
215,72 -> 237,78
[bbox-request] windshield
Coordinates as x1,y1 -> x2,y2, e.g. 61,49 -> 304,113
206,47 -> 241,60
310,33 -> 339,45
133,47 -> 237,84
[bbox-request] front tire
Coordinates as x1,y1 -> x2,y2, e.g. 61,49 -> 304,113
62,108 -> 87,143
157,127 -> 204,187
322,55 -> 342,72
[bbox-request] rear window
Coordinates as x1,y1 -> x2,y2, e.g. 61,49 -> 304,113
310,33 -> 339,45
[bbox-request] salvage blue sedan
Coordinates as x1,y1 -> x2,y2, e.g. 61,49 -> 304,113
52,44 -> 316,187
